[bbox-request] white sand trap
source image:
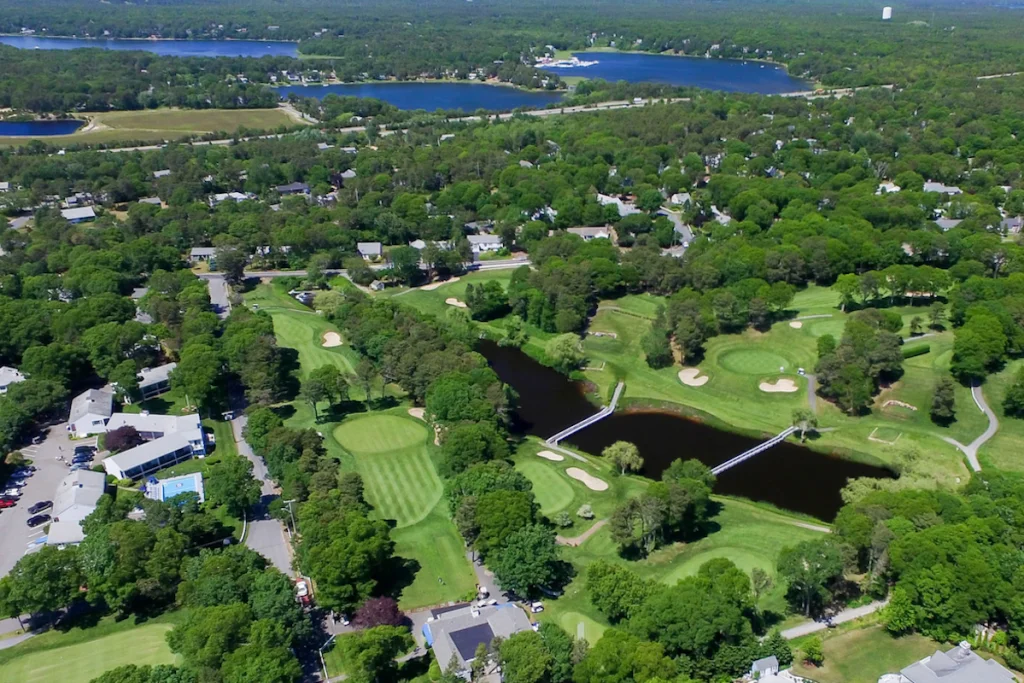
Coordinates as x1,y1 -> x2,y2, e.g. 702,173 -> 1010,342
408,407 -> 426,421
789,321 -> 803,329
678,368 -> 709,387
420,276 -> 459,291
760,378 -> 799,393
445,298 -> 468,308
566,467 -> 609,491
537,450 -> 565,462
321,331 -> 343,348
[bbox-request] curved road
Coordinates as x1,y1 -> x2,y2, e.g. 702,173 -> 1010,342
940,383 -> 997,472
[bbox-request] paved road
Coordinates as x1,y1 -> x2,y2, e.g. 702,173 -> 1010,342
658,207 -> 693,246
205,273 -> 232,319
199,258 -> 530,284
0,425 -> 94,579
780,599 -> 889,639
941,383 -> 997,472
230,413 -> 293,575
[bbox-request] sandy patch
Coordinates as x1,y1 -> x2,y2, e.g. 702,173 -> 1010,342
789,321 -> 803,329
408,408 -> 426,421
445,298 -> 468,308
678,368 -> 709,387
566,467 -> 609,491
759,378 -> 799,393
420,276 -> 459,292
537,450 -> 565,462
321,331 -> 343,348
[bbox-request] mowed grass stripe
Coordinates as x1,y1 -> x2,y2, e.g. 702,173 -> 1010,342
269,309 -> 355,378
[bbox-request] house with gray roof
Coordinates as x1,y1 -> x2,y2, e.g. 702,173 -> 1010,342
137,362 -> 177,400
357,241 -> 383,260
567,226 -> 611,241
190,247 -> 217,264
1001,216 -> 1022,234
934,217 -> 963,231
923,181 -> 963,195
0,366 -> 27,394
889,642 -> 1013,683
68,388 -> 114,437
61,206 -> 96,223
103,413 -> 206,480
46,469 -> 107,546
466,234 -> 503,254
275,181 -> 310,195
422,604 -> 532,673
750,655 -> 779,678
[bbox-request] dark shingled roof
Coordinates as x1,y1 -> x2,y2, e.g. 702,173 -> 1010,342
450,623 -> 495,661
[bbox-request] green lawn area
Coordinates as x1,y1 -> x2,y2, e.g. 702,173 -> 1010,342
0,614 -> 181,683
0,108 -> 301,147
790,625 -> 941,683
977,357 -> 1024,472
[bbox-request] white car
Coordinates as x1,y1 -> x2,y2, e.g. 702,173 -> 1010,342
530,602 -> 544,613
3,488 -> 21,498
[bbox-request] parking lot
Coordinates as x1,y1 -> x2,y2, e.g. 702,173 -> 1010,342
0,425 -> 98,579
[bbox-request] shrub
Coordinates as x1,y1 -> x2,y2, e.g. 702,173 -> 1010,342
577,504 -> 594,519
554,511 -> 573,528
902,344 -> 930,359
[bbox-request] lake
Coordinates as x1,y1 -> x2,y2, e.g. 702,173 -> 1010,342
0,35 -> 298,58
0,120 -> 84,136
542,52 -> 810,94
479,340 -> 893,520
276,82 -> 564,112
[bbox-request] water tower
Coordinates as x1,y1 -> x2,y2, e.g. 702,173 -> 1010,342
882,6 -> 893,20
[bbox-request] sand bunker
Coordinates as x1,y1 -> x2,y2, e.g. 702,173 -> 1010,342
678,368 -> 709,387
408,407 -> 426,421
537,450 -> 565,462
566,467 -> 609,491
789,321 -> 803,329
420,277 -> 459,291
759,378 -> 799,393
321,331 -> 343,348
445,298 -> 468,308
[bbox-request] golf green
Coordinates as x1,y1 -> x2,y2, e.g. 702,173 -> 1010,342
717,348 -> 793,374
334,414 -> 428,454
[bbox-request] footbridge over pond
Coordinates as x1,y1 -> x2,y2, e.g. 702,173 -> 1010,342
711,426 -> 798,475
546,381 -> 625,445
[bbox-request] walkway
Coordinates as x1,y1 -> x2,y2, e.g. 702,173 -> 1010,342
546,381 -> 625,445
780,599 -> 889,639
940,383 -> 997,472
710,427 -> 797,476
806,373 -> 818,413
556,519 -> 608,547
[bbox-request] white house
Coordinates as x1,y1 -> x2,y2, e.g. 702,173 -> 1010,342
208,191 -> 251,207
153,169 -> 172,179
669,192 -> 692,207
137,363 -> 177,400
190,247 -> 217,264
103,413 -> 206,480
61,206 -> 96,223
567,226 -> 611,241
934,217 -> 963,231
68,388 -> 114,437
46,469 -> 107,546
750,655 -> 779,679
466,234 -> 503,254
596,193 -> 640,217
876,181 -> 901,195
923,181 -> 963,195
886,642 -> 1014,683
357,242 -> 383,260
0,366 -> 27,394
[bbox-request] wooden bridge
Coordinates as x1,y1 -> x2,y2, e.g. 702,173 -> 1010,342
546,381 -> 625,445
711,426 -> 798,476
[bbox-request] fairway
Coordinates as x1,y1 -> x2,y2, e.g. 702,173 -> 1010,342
270,308 -> 359,379
516,458 -> 576,515
0,623 -> 176,683
391,508 -> 477,608
718,348 -> 794,374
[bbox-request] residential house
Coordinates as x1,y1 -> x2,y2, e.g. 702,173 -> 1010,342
340,146 -> 358,154
519,160 -> 534,169
409,239 -> 451,251
887,642 -> 1014,683
208,191 -> 251,207
357,242 -> 383,261
137,196 -> 163,206
102,413 -> 207,480
60,206 -> 96,223
750,656 -> 779,679
369,280 -> 385,292
0,181 -> 9,192
190,247 -> 217,264
467,234 -> 503,254
340,169 -> 357,181
144,472 -> 205,504
0,366 -> 27,394
7,216 -> 31,231
422,604 -> 532,674
567,226 -> 611,241
317,142 -> 333,151
876,181 -> 901,195
275,181 -> 310,196
1001,216 -> 1022,234
46,470 -> 107,546
153,169 -> 172,179
465,220 -> 495,234
68,388 -> 114,437
137,363 -> 177,400
596,193 -> 640,217
669,192 -> 692,207
923,181 -> 963,195
935,217 -> 963,231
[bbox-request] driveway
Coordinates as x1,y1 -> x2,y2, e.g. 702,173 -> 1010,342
0,425 -> 92,580
204,274 -> 232,319
780,599 -> 889,639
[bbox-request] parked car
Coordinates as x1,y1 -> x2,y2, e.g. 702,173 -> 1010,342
6,478 -> 27,489
11,468 -> 34,478
71,454 -> 93,465
530,602 -> 544,613
26,514 -> 51,527
27,500 -> 52,514
69,464 -> 88,472
31,435 -> 44,445
2,488 -> 21,498
0,498 -> 16,509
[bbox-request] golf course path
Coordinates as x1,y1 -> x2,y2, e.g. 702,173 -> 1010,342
940,383 -> 996,473
780,598 -> 889,640
557,519 -> 608,547
805,373 -> 818,412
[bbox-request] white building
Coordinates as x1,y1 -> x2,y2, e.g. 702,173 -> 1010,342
103,413 -> 206,480
467,234 -> 503,254
596,192 -> 640,217
669,192 -> 692,207
190,247 -> 217,263
923,181 -> 963,195
60,206 -> 96,223
137,363 -> 177,400
46,469 -> 107,546
882,6 -> 893,20
68,388 -> 114,437
357,242 -> 383,260
886,642 -> 1014,683
566,226 -> 611,241
0,366 -> 27,394
876,181 -> 901,195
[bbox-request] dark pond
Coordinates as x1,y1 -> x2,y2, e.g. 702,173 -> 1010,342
0,120 -> 84,136
0,35 -> 298,58
276,82 -> 564,112
479,340 -> 893,520
541,52 -> 810,94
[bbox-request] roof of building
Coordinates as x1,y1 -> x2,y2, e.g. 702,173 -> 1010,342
935,217 -> 963,231
69,388 -> 114,424
8,216 -> 31,230
923,181 -> 962,194
0,366 -> 27,388
53,469 -> 106,519
138,197 -> 162,205
1002,216 -> 1023,232
425,604 -> 532,669
467,234 -> 502,245
900,643 -> 1014,683
60,206 -> 96,221
357,241 -> 383,257
340,169 -> 357,179
46,520 -> 87,545
131,287 -> 150,301
751,655 -> 779,674
409,239 -> 451,251
596,193 -> 640,217
104,427 -> 204,475
106,412 -> 199,436
137,363 -> 177,389
153,169 -> 172,178
276,181 -> 310,194
567,227 -> 610,238
190,247 -> 217,257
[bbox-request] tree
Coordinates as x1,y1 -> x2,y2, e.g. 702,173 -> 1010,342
928,302 -> 946,330
221,620 -> 303,683
545,334 -> 584,374
909,316 -> 923,336
355,358 -> 376,401
777,540 -> 843,616
585,561 -> 656,623
790,409 -> 818,442
473,489 -> 536,559
440,422 -> 510,476
761,630 -> 792,667
299,373 -> 329,422
930,376 -> 957,424
89,665 -> 197,683
172,343 -> 222,410
499,631 -> 553,683
354,597 -> 405,628
166,602 -> 253,671
339,626 -> 413,683
466,281 -> 510,321
751,567 -> 773,607
492,524 -> 559,598
641,326 -> 672,369
802,637 -> 824,667
0,545 -> 84,616
1002,367 -> 1024,418
610,495 -> 666,555
602,441 -> 644,475
834,274 -> 859,311
499,315 -> 529,348
105,425 -> 144,453
207,454 -> 261,517
884,586 -> 918,635
572,629 -> 676,683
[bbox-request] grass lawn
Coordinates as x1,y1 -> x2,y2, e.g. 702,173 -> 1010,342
977,357 -> 1024,472
0,614 -> 181,683
790,625 -> 940,683
0,108 -> 300,147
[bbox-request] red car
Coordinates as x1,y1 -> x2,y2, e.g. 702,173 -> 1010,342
0,497 -> 16,509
